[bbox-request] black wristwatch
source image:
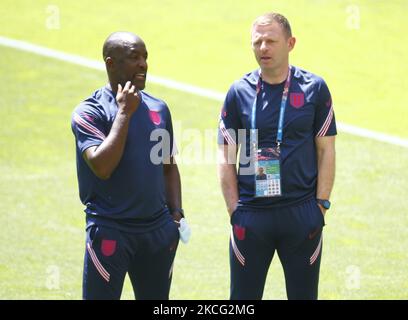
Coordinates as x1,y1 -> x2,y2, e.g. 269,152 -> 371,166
172,208 -> 185,218
316,199 -> 331,210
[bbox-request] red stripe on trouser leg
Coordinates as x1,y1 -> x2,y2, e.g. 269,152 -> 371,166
87,242 -> 110,282
230,230 -> 245,266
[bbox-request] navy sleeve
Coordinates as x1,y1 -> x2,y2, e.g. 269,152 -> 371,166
71,103 -> 108,154
314,78 -> 337,137
164,105 -> 178,157
217,84 -> 241,145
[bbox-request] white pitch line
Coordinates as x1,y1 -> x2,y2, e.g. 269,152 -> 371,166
337,123 -> 408,148
0,36 -> 225,101
1,35 -> 407,148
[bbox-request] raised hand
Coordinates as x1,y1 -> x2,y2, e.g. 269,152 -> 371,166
116,81 -> 141,116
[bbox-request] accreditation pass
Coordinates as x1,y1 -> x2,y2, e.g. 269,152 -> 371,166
255,147 -> 282,197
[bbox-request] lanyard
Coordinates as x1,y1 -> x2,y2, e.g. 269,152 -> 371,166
250,66 -> 292,152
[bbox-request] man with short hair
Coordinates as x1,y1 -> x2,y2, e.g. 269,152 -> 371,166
256,167 -> 267,180
71,31 -> 189,300
218,13 -> 336,300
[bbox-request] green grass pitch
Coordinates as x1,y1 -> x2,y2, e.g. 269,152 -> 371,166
0,0 -> 407,299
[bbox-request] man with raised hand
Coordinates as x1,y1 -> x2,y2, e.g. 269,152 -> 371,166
218,13 -> 336,300
71,31 -> 190,300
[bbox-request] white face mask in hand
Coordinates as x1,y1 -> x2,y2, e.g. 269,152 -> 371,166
178,218 -> 191,244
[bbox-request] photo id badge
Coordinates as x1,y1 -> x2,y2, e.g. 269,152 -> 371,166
254,147 -> 282,197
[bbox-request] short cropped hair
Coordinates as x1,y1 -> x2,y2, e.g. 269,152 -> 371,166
252,12 -> 292,38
